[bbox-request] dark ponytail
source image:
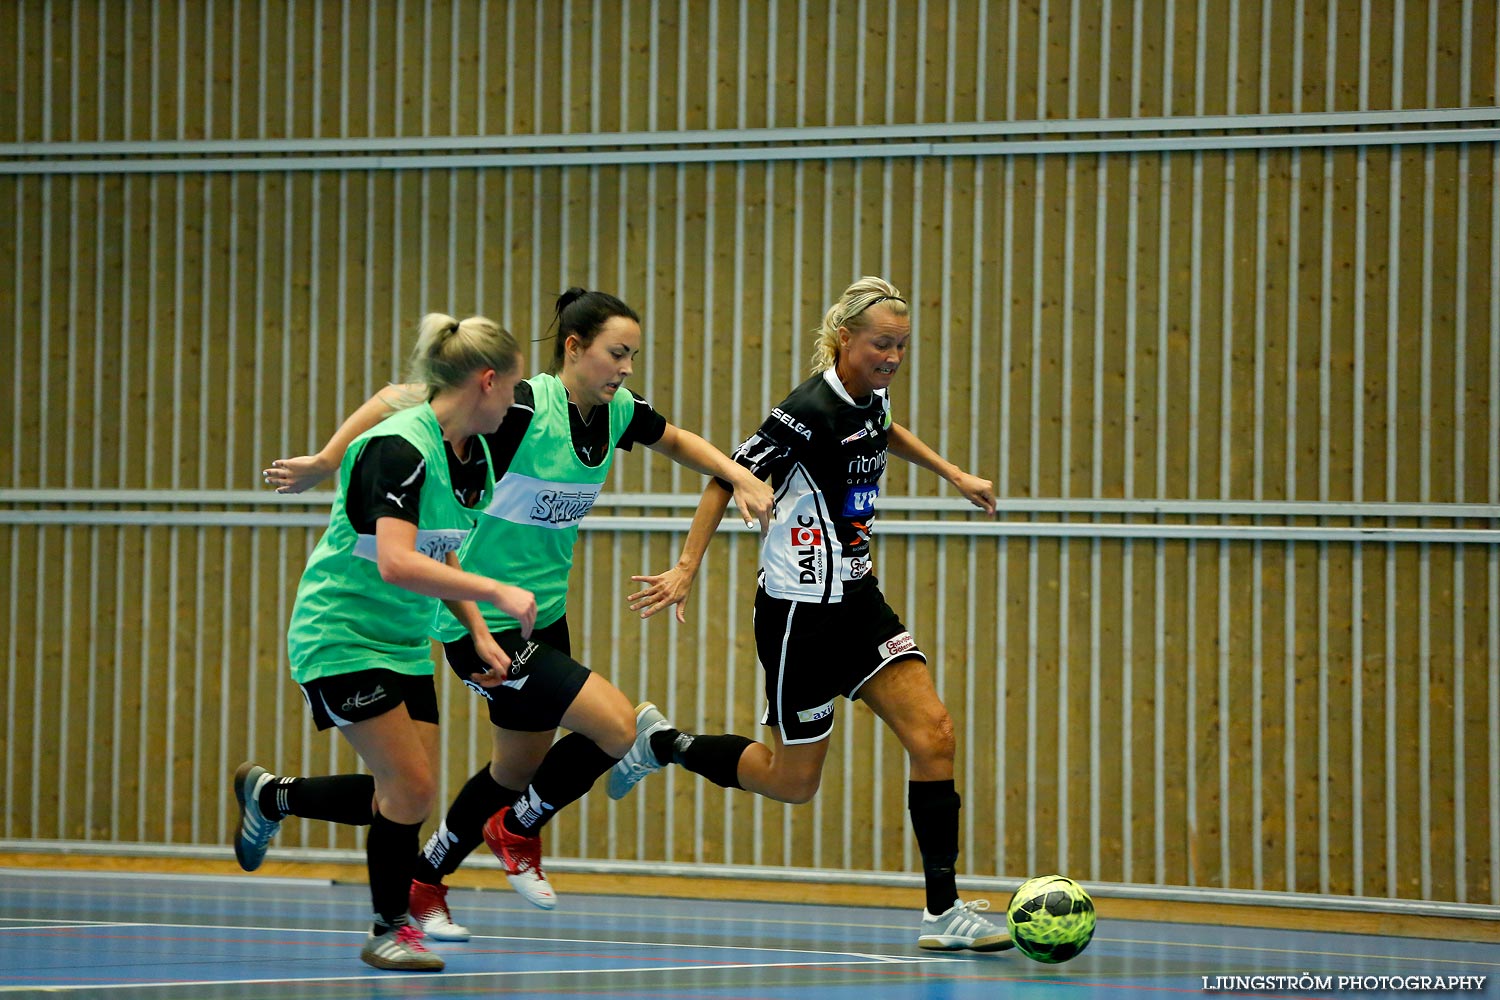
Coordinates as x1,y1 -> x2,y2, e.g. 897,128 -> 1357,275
548,287 -> 640,372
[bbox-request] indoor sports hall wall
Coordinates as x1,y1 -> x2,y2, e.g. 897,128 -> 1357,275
2,1 -> 1498,912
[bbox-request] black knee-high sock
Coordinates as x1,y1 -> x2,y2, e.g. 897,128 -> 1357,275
503,733 -> 619,835
368,812 -> 422,933
413,765 -> 520,883
908,779 -> 961,915
260,774 -> 375,825
648,729 -> 753,790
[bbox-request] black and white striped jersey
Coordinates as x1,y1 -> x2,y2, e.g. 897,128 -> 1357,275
727,369 -> 891,603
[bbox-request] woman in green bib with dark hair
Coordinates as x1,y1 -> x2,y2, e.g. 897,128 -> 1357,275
262,288 -> 775,941
234,313 -> 535,972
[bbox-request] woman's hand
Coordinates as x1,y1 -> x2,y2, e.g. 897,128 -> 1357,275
628,565 -> 697,622
490,583 -> 538,638
468,630 -> 512,687
263,454 -> 337,494
950,470 -> 997,515
728,470 -> 775,531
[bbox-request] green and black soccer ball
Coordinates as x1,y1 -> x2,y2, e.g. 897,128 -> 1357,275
1005,874 -> 1096,964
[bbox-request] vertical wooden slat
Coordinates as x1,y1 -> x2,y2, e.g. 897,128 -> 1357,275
81,5 -> 110,834
1,0 -> 23,144
1487,1 -> 1500,909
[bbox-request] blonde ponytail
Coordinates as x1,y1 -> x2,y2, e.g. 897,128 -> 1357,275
393,312 -> 521,407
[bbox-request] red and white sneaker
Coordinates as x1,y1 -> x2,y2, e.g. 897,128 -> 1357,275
409,880 -> 471,942
482,807 -> 557,910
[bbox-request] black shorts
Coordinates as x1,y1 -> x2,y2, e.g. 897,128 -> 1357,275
299,668 -> 439,731
442,616 -> 589,732
753,581 -> 925,745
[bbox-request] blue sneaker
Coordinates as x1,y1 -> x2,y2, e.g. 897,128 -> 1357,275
607,703 -> 672,800
232,762 -> 281,871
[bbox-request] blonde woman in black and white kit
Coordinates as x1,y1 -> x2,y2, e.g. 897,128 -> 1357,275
610,276 -> 1012,952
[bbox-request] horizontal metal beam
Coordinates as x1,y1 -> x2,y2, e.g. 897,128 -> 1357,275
4,107 -> 1494,157
4,489 -> 1496,520
4,128 -> 1495,176
3,509 -> 1497,542
0,489 -> 337,507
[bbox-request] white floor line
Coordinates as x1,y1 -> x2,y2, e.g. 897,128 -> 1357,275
0,867 -> 324,887
0,956 -> 953,993
6,916 -> 939,961
0,919 -> 143,930
3,871 -> 927,934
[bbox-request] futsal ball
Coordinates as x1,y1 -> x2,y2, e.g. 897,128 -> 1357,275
1005,874 -> 1096,964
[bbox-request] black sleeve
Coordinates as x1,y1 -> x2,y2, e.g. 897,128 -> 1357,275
479,380 -> 535,479
345,436 -> 427,535
711,409 -> 803,490
615,389 -> 668,451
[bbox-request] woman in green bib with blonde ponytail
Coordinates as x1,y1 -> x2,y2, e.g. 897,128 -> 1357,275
263,288 -> 774,941
234,314 -> 535,973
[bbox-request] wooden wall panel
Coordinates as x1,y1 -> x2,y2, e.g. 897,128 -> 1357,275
1462,545 -> 1496,904
2,0 -> 1497,910
8,1 -> 1500,144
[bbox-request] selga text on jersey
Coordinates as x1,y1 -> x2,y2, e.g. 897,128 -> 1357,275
730,368 -> 891,603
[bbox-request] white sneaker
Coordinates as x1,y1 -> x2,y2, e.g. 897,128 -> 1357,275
409,880 -> 471,941
360,922 -> 445,971
606,702 -> 673,800
917,899 -> 1014,952
232,762 -> 281,872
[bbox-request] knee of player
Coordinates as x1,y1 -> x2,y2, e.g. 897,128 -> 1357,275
909,710 -> 956,763
489,758 -> 534,791
779,771 -> 822,804
379,773 -> 437,823
598,710 -> 637,759
933,712 -> 956,753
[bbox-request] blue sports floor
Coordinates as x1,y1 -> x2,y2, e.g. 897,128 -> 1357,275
2,868 -> 1496,999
